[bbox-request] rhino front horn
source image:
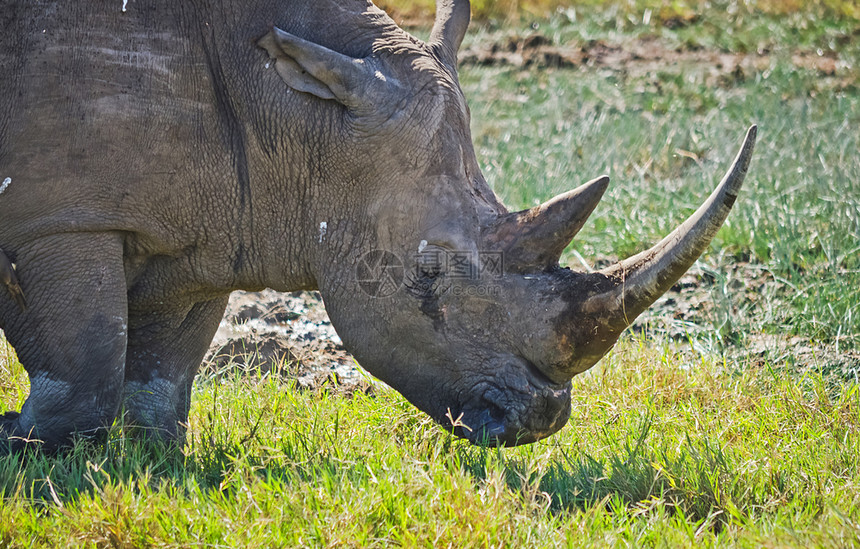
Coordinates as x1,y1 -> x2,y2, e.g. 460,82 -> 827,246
589,125 -> 757,325
483,176 -> 609,273
551,125 -> 758,378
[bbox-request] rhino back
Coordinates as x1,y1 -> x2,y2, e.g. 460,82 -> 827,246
0,0 -> 366,237
1,2 -> 229,245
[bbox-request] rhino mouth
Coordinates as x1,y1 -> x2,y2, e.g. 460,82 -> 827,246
443,358 -> 572,446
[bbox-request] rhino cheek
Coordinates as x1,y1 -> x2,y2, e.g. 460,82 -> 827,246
447,277 -> 574,384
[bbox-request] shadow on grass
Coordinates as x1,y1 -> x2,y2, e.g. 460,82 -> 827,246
454,414 -> 754,531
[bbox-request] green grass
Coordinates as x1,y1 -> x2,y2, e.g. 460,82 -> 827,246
1,343 -> 859,546
2,1 -> 859,546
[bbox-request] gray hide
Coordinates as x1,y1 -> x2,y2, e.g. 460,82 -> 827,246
0,0 -> 755,451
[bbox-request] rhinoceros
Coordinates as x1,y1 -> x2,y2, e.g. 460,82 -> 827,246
0,0 -> 755,451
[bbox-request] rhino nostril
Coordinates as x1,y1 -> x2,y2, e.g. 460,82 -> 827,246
484,400 -> 505,422
471,408 -> 507,441
520,357 -> 564,388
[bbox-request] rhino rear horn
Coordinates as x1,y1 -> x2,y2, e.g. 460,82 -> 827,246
429,0 -> 471,69
483,176 -> 609,273
257,27 -> 393,109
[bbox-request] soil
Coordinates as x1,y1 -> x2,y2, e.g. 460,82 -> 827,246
631,262 -> 860,378
203,290 -> 376,394
459,33 -> 851,86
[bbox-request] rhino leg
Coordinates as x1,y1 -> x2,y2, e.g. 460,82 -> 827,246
0,233 -> 128,452
121,296 -> 228,444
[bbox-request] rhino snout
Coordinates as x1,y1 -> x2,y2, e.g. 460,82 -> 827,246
440,358 -> 572,446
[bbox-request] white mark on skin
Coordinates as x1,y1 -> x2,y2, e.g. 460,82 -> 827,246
318,221 -> 328,243
113,316 -> 128,337
418,240 -> 428,253
374,70 -> 387,82
0,178 -> 10,196
265,61 -> 271,69
121,0 -> 128,12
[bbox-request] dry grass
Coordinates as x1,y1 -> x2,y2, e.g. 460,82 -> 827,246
378,0 -> 860,24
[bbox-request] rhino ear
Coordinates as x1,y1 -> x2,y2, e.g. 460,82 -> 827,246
429,0 -> 471,69
257,26 -> 385,108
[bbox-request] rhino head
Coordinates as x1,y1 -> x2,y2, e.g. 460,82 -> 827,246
258,0 -> 756,445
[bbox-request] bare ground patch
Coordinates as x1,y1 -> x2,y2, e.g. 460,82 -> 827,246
203,290 -> 375,394
460,33 -> 854,86
631,262 -> 860,379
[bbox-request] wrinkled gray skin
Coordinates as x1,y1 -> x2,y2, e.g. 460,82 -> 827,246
0,0 -> 755,451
